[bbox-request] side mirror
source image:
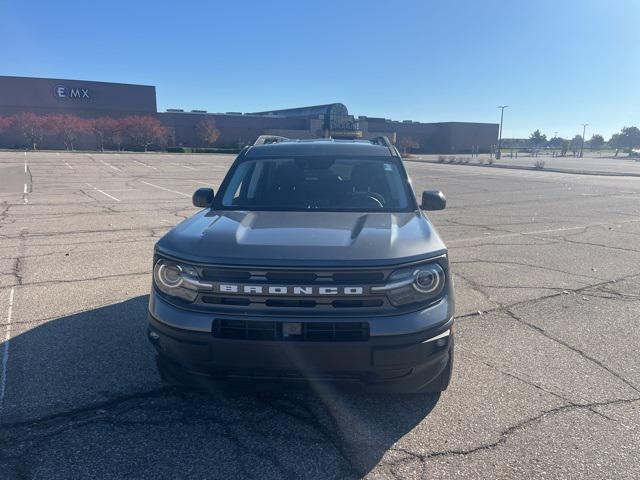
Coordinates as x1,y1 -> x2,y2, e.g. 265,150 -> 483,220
421,190 -> 446,210
192,187 -> 215,208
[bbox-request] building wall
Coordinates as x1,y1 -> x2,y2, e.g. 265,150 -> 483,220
0,75 -> 498,153
0,75 -> 156,117
158,112 -> 314,148
361,118 -> 498,154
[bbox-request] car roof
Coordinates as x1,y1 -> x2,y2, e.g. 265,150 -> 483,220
245,138 -> 396,158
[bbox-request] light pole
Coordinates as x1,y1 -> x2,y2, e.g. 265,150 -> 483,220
496,105 -> 508,159
579,123 -> 588,158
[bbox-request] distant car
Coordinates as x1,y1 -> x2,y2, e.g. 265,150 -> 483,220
147,137 -> 454,393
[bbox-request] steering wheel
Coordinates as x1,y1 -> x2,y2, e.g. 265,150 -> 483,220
347,192 -> 385,208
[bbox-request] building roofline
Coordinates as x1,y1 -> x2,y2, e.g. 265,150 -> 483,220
0,75 -> 155,89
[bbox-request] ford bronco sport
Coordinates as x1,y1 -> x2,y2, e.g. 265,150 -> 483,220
148,137 -> 454,393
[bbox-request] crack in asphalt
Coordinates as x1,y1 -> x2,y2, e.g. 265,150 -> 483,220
254,393 -> 363,479
454,270 -> 640,400
0,270 -> 150,290
386,397 -> 640,469
474,358 -> 617,421
0,387 -> 357,480
504,308 -> 640,395
452,258 -> 606,282
457,271 -> 640,320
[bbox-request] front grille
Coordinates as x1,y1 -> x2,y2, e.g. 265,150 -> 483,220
201,295 -> 385,310
215,319 -> 369,342
221,369 -> 365,382
194,264 -> 394,314
200,268 -> 388,285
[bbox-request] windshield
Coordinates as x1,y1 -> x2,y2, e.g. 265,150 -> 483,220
217,156 -> 414,212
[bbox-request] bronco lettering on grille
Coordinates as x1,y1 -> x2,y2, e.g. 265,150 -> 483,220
215,284 -> 366,295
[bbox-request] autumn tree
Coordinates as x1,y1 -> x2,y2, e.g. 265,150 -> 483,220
90,117 -> 121,151
11,112 -> 47,150
398,136 -> 420,155
112,119 -> 126,151
121,116 -> 169,151
46,114 -> 90,150
195,118 -> 220,147
0,115 -> 12,133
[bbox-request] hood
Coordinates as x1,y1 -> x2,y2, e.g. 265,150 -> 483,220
156,210 -> 446,267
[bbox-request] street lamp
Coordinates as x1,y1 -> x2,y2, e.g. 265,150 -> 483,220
496,105 -> 509,159
579,123 -> 588,158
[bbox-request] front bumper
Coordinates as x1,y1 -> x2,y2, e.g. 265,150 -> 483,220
147,294 -> 454,393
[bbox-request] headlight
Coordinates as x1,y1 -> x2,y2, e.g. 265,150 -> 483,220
153,258 -> 200,302
380,262 -> 446,307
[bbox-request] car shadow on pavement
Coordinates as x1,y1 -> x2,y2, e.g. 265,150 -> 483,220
1,295 -> 440,479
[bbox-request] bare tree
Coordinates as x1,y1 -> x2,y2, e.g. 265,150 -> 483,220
11,112 -> 47,150
45,114 -> 90,150
90,117 -> 121,151
121,116 -> 169,151
398,136 -> 420,155
0,115 -> 12,133
195,118 -> 220,147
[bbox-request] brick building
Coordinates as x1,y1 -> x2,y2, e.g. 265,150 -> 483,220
0,75 -> 498,153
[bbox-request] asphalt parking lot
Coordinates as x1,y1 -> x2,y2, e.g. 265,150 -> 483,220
1,150 -> 639,479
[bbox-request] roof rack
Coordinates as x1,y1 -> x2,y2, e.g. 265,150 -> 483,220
253,135 -> 290,145
369,136 -> 393,148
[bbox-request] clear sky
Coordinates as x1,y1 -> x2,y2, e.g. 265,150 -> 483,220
1,0 -> 638,139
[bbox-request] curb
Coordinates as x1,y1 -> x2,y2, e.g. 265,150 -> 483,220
405,158 -> 640,178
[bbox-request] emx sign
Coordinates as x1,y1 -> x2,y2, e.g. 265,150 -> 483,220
55,85 -> 90,99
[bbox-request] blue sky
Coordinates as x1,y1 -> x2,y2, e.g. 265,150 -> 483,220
1,0 -> 638,139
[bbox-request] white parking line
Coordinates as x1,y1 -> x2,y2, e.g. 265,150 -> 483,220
141,181 -> 190,197
448,219 -> 640,245
88,154 -> 121,172
169,163 -> 197,171
100,158 -> 121,171
65,162 -> 74,170
133,160 -> 157,170
24,158 -> 27,173
0,287 -> 15,412
23,183 -> 27,194
86,183 -> 121,202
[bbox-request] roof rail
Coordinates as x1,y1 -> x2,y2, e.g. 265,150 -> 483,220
370,136 -> 393,148
253,135 -> 290,146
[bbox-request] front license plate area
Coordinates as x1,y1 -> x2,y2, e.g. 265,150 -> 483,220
282,322 -> 303,338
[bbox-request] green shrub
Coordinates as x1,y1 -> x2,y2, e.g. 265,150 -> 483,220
166,146 -> 241,154
192,147 -> 241,154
